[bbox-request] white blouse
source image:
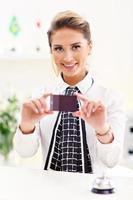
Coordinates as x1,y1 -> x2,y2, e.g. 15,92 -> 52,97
13,72 -> 126,174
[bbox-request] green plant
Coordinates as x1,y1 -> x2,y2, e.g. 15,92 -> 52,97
0,95 -> 19,160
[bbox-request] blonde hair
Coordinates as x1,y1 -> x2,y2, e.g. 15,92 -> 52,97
47,10 -> 91,48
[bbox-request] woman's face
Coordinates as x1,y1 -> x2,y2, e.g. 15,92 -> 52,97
51,27 -> 92,85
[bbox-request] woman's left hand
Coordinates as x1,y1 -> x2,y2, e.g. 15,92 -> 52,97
73,92 -> 107,132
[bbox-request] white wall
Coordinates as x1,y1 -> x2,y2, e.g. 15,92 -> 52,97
0,0 -> 132,112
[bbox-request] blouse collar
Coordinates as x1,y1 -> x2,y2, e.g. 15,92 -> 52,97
56,71 -> 94,95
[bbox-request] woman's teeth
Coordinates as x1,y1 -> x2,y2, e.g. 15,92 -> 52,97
64,64 -> 75,67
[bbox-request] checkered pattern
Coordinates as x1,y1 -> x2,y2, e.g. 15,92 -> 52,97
50,87 -> 92,173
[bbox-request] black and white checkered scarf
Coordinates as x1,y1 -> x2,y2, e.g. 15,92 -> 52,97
45,87 -> 92,173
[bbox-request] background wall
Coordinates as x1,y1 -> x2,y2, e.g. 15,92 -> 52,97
0,0 -> 132,110
0,0 -> 132,168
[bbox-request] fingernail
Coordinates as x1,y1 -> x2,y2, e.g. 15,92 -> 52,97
35,109 -> 39,113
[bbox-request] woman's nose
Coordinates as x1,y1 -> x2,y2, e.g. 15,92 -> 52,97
63,51 -> 74,62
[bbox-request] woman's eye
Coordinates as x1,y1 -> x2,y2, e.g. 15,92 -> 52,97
54,47 -> 63,52
72,45 -> 81,50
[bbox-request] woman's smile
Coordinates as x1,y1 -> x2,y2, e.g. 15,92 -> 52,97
62,63 -> 78,71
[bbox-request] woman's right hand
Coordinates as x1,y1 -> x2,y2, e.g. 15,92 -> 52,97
20,93 -> 53,134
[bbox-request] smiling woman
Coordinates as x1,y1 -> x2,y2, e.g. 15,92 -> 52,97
13,10 -> 126,174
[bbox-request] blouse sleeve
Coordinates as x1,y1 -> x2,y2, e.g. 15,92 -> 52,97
13,124 -> 40,157
97,90 -> 127,167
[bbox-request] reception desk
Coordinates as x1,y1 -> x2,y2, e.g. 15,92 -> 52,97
0,165 -> 133,200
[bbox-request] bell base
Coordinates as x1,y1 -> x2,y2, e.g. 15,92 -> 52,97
91,187 -> 115,194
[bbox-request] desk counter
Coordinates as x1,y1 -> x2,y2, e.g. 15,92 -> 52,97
0,165 -> 133,200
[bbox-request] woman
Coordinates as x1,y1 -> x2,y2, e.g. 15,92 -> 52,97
14,10 -> 126,173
